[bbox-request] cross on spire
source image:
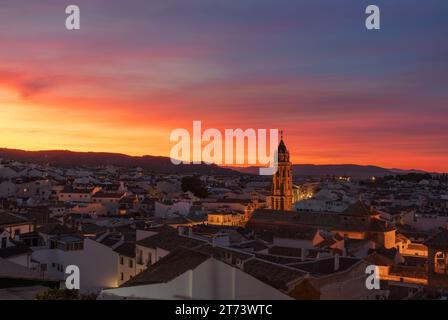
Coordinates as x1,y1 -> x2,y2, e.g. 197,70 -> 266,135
280,130 -> 284,140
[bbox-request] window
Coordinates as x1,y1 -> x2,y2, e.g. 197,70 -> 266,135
435,252 -> 447,274
129,259 -> 133,268
120,272 -> 124,281
73,242 -> 84,250
120,257 -> 124,265
137,250 -> 143,264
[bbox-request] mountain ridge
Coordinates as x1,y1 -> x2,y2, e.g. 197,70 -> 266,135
0,147 -> 434,178
0,148 -> 237,175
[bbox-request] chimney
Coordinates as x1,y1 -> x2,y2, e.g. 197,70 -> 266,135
334,253 -> 340,271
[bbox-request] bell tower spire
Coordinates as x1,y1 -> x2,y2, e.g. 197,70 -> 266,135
269,132 -> 293,211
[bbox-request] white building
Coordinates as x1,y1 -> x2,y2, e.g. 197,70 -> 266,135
31,237 -> 119,293
155,200 -> 192,218
403,212 -> 448,232
0,181 -> 17,198
114,242 -> 137,286
58,186 -> 100,203
99,249 -> 293,300
0,230 -> 32,268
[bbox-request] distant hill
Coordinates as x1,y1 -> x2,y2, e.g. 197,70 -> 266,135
227,164 -> 428,179
0,148 -> 238,175
0,148 -> 431,178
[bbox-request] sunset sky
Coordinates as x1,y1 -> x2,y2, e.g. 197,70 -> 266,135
0,0 -> 447,172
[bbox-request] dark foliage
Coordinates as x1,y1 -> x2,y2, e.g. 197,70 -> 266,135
181,176 -> 208,198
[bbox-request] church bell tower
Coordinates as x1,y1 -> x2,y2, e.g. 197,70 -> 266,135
270,131 -> 293,211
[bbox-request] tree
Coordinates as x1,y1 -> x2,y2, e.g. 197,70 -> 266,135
181,176 -> 208,198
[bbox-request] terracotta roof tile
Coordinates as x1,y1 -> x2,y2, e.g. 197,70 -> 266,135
121,249 -> 209,287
